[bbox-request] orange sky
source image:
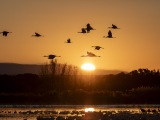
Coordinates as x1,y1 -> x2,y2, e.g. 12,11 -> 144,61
0,0 -> 160,72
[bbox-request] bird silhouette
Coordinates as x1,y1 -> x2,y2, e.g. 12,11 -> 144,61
32,32 -> 44,37
86,23 -> 96,33
92,46 -> 104,50
0,31 -> 12,36
65,38 -> 72,43
78,28 -> 87,33
81,51 -> 101,57
108,24 -> 120,29
140,108 -> 146,113
108,30 -> 112,38
147,109 -> 151,113
103,30 -> 115,38
152,109 -> 157,113
44,54 -> 61,60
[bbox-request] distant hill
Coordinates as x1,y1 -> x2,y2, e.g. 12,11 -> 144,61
94,69 -> 125,75
0,63 -> 124,75
0,63 -> 41,75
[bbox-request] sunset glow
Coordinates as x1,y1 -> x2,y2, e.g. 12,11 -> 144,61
81,63 -> 96,71
0,0 -> 160,71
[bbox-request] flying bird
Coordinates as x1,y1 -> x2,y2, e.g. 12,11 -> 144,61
32,32 -> 44,37
103,30 -> 115,38
86,23 -> 96,33
65,38 -> 72,43
108,24 -> 120,29
78,28 -> 87,33
108,30 -> 112,38
44,54 -> 61,60
92,46 -> 104,50
81,51 -> 101,57
0,31 -> 12,36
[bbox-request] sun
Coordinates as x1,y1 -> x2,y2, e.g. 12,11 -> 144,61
81,63 -> 96,71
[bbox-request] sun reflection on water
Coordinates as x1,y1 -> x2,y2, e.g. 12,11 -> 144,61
85,108 -> 95,112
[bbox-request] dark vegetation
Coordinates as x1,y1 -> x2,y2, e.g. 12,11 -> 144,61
0,60 -> 160,105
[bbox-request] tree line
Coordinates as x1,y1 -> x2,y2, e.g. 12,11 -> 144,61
0,60 -> 160,104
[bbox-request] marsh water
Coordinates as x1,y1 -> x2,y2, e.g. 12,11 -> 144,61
0,105 -> 160,120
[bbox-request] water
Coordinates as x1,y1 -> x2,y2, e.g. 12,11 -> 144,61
0,105 -> 160,120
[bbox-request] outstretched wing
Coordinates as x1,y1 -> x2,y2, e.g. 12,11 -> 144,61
35,32 -> 41,36
87,51 -> 96,56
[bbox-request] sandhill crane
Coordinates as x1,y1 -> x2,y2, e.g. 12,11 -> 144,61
109,24 -> 120,29
65,38 -> 72,43
140,108 -> 147,113
92,46 -> 104,50
147,108 -> 151,113
78,28 -> 87,33
86,23 -> 96,33
32,32 -> 44,37
44,54 -> 61,60
152,109 -> 157,113
108,30 -> 112,38
81,51 -> 101,57
103,30 -> 115,38
0,31 -> 12,36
